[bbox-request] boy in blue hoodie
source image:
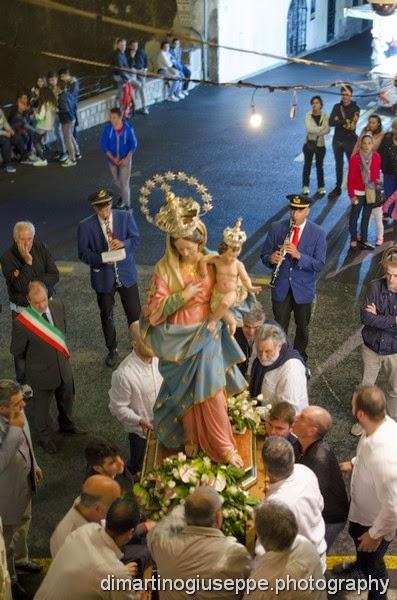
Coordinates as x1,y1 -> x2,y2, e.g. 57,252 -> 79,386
100,108 -> 138,209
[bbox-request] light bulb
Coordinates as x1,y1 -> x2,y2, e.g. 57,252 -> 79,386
249,109 -> 263,128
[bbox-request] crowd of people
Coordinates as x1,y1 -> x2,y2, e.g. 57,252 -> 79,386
0,172 -> 396,599
0,37 -> 192,177
112,37 -> 192,116
0,69 -> 81,173
302,85 -> 397,249
1,46 -> 397,599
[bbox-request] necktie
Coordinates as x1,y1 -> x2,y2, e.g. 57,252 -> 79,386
291,226 -> 300,247
104,217 -> 122,288
42,312 -> 49,323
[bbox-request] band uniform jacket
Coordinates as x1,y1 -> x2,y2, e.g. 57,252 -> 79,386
0,412 -> 38,526
260,219 -> 327,304
77,209 -> 140,293
10,298 -> 74,391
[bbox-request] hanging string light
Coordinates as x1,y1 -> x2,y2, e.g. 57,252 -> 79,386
249,89 -> 263,128
290,90 -> 298,119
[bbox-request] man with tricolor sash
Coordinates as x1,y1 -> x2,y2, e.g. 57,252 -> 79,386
10,281 -> 78,454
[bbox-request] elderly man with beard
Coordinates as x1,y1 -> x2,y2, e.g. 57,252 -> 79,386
250,323 -> 308,413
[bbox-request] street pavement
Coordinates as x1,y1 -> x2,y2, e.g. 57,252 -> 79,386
1,30 -> 397,597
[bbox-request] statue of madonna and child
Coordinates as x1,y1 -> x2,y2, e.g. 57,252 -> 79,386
139,172 -> 260,468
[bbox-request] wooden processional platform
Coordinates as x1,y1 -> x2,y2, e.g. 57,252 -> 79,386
141,430 -> 266,495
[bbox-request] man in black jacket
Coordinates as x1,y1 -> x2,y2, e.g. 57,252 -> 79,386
1,221 -> 59,381
328,85 -> 360,200
234,302 -> 265,378
293,405 -> 349,551
1,221 -> 59,311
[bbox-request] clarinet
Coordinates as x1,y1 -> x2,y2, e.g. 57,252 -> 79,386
270,223 -> 295,288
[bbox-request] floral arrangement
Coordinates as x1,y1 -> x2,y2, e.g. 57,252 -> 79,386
133,452 -> 258,541
227,390 -> 262,433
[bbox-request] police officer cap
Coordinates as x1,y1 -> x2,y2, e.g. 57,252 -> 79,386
88,189 -> 113,206
286,194 -> 313,209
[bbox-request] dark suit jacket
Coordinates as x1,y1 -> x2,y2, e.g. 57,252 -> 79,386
10,298 -> 74,390
260,219 -> 327,304
0,238 -> 59,307
77,210 -> 139,293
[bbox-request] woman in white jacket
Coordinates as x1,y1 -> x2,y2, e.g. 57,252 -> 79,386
302,96 -> 330,197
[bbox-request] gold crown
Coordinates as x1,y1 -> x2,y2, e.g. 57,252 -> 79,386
140,172 -> 213,237
154,191 -> 201,237
223,218 -> 247,247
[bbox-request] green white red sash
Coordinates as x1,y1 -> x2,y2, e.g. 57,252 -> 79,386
17,306 -> 70,358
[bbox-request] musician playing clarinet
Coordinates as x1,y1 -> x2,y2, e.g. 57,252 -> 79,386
260,194 -> 327,374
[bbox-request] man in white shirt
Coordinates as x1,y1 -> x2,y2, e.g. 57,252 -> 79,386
50,474 -> 121,557
338,386 -> 397,599
109,321 -> 163,475
249,323 -> 308,413
246,500 -> 326,600
35,497 -> 141,600
258,436 -> 326,572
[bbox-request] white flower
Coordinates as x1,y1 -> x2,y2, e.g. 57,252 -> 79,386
256,394 -> 263,401
227,485 -> 238,495
177,452 -> 186,462
167,480 -> 176,489
189,486 -> 196,494
172,468 -> 179,479
201,473 -> 210,485
213,474 -> 226,492
179,464 -> 197,483
203,456 -> 212,468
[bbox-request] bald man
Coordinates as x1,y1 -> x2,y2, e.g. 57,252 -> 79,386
109,321 -> 162,475
50,475 -> 121,557
293,406 -> 349,550
148,487 -> 251,599
10,281 -> 79,454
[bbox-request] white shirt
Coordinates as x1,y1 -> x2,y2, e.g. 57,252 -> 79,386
290,219 -> 306,244
157,49 -> 173,70
42,307 -> 54,326
349,416 -> 397,541
256,465 -> 326,561
50,496 -> 88,557
260,359 -> 308,413
109,351 -> 163,438
248,535 -> 326,600
98,212 -> 113,246
35,523 -> 138,600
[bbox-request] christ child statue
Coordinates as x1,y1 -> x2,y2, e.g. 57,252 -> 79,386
199,219 -> 261,335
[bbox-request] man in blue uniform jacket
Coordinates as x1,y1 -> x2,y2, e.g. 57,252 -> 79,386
261,194 -> 327,368
77,190 -> 140,367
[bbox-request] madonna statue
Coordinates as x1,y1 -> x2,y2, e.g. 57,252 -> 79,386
139,172 -> 250,467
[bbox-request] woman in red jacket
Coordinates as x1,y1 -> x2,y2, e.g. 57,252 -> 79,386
347,133 -> 381,250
